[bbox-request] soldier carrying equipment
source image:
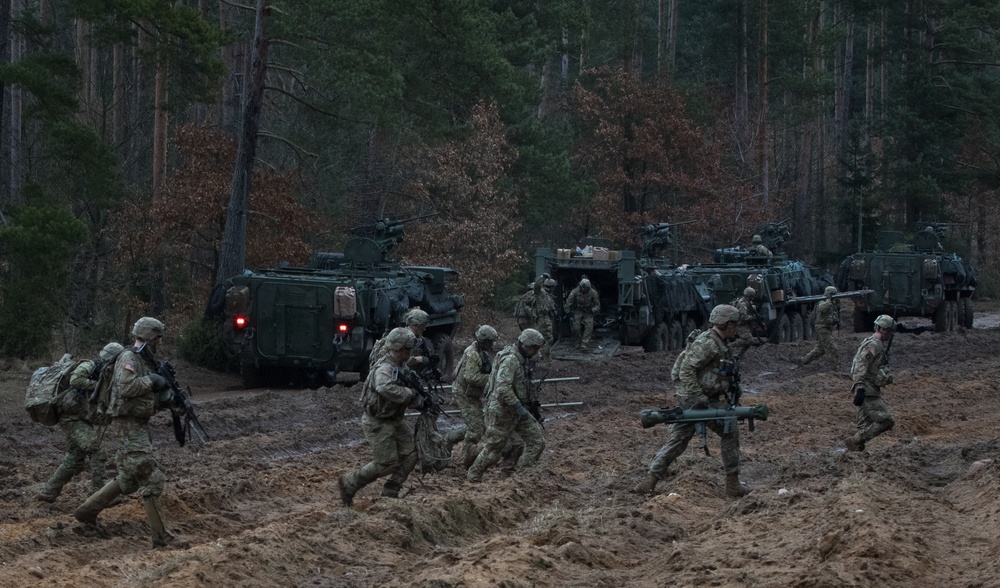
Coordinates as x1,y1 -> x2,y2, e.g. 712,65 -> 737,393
138,344 -> 209,447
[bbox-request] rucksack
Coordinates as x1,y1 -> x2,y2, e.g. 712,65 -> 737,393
91,349 -> 126,422
25,354 -> 83,426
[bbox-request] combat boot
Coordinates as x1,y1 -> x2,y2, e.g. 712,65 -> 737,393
634,474 -> 659,496
74,480 -> 123,524
338,474 -> 356,506
460,443 -> 480,469
144,497 -> 190,549
725,474 -> 749,498
844,436 -> 865,452
37,466 -> 76,502
380,480 -> 401,498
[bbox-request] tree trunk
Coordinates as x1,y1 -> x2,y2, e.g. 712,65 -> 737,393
217,0 -> 269,287
735,0 -> 748,130
8,0 -> 22,205
757,0 -> 769,206
0,0 -> 9,210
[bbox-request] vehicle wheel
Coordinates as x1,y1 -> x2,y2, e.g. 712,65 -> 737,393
948,300 -> 959,331
790,313 -> 804,342
853,308 -> 871,333
934,302 -> 949,332
769,314 -> 791,344
960,297 -> 974,328
667,320 -> 684,351
643,322 -> 669,352
683,316 -> 698,339
240,362 -> 262,389
430,333 -> 455,380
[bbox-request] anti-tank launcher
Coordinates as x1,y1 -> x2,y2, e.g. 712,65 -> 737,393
639,220 -> 697,260
640,404 -> 769,430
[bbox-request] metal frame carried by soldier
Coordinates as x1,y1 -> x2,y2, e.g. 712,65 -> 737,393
74,317 -> 191,549
636,304 -> 751,499
845,314 -> 896,452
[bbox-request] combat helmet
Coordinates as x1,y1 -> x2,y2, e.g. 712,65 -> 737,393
543,278 -> 556,289
824,286 -> 838,296
874,315 -> 895,331
579,278 -> 591,290
475,325 -> 499,343
518,328 -> 545,347
752,234 -> 763,244
403,308 -> 429,326
743,287 -> 756,297
99,342 -> 124,361
385,327 -> 417,351
709,304 -> 740,326
131,317 -> 166,341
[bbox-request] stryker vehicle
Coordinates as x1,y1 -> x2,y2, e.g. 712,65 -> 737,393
836,225 -> 977,332
223,216 -> 465,388
535,224 -> 713,358
682,223 -> 864,343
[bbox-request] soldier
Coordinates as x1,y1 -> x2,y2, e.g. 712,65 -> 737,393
513,283 -> 537,332
564,278 -> 601,349
339,327 -> 423,505
533,275 -> 557,357
635,304 -> 749,498
729,287 -> 758,357
749,234 -> 772,256
845,315 -> 896,452
799,286 -> 841,368
466,329 -> 546,483
370,308 -> 437,374
448,325 -> 499,468
37,342 -> 124,503
74,318 -> 189,549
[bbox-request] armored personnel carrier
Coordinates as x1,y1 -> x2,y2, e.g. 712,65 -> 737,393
222,217 -> 465,388
836,225 -> 977,332
535,224 -> 713,358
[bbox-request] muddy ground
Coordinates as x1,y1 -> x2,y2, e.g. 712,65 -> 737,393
2,302 -> 1000,587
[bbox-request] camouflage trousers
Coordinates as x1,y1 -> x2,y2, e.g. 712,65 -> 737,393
467,407 -> 545,482
342,413 -> 417,494
114,417 -> 165,498
570,311 -> 595,346
40,418 -> 109,497
647,396 -> 740,478
851,395 -> 895,446
536,315 -> 554,358
452,391 -> 485,446
802,326 -> 838,366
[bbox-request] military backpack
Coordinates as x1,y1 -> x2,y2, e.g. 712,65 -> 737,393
24,354 -> 82,426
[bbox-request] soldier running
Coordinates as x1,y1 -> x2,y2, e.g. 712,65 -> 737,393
845,315 -> 896,452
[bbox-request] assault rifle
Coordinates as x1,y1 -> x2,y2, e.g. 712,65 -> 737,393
401,369 -> 443,416
137,344 -> 209,447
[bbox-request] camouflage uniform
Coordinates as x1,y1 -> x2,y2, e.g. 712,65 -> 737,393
107,348 -> 166,499
647,329 -> 741,479
450,341 -> 492,467
801,298 -> 840,367
370,327 -> 435,374
847,335 -> 894,450
565,284 -> 600,347
37,360 -> 111,501
341,355 -> 419,499
467,343 -> 545,482
533,277 -> 557,356
514,289 -> 537,331
750,244 -> 773,256
729,294 -> 758,357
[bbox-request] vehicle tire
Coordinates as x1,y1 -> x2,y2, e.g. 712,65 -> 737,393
960,297 -> 974,328
853,308 -> 871,333
642,322 -> 669,352
790,313 -> 804,342
667,320 -> 684,351
240,362 -> 262,389
769,313 -> 791,344
934,302 -> 949,332
683,316 -> 698,339
430,333 -> 455,380
948,300 -> 959,331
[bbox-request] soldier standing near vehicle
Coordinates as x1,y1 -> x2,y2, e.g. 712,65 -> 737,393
447,325 -> 499,468
533,275 -> 557,358
729,287 -> 758,357
37,342 -> 124,503
370,308 -> 436,373
339,328 -> 423,505
635,304 -> 749,498
466,329 -> 546,482
845,315 -> 896,452
565,278 -> 600,349
513,283 -> 537,331
749,234 -> 772,257
799,286 -> 841,368
74,318 -> 190,549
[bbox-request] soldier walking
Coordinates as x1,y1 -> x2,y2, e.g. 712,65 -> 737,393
37,342 -> 123,503
74,318 -> 189,549
447,325 -> 499,468
799,286 -> 841,368
564,278 -> 600,349
636,305 -> 749,498
339,328 -> 423,505
533,275 -> 557,357
845,315 -> 896,452
729,287 -> 758,357
466,329 -> 546,482
513,283 -> 537,332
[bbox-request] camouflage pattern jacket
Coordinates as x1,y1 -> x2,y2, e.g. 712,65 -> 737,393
814,298 -> 840,330
676,328 -> 733,399
452,342 -> 491,398
733,296 -> 757,325
484,344 -> 535,413
109,348 -> 158,419
565,287 -> 600,314
362,356 -> 416,420
851,335 -> 890,397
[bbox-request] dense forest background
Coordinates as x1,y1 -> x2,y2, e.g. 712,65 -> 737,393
0,0 -> 998,359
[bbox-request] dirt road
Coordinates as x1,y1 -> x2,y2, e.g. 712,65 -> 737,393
2,303 -> 999,587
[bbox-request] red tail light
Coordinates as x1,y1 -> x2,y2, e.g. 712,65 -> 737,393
234,316 -> 247,330
337,323 -> 349,333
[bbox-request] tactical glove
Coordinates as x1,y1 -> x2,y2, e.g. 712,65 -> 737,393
514,402 -> 531,418
155,386 -> 175,409
852,386 -> 866,407
148,373 -> 170,391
